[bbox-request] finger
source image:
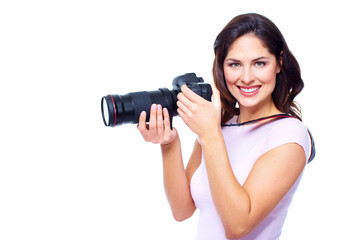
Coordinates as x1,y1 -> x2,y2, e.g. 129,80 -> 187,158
211,83 -> 221,107
157,104 -> 164,137
149,104 -> 158,140
137,111 -> 149,140
138,111 -> 147,130
163,107 -> 171,131
181,84 -> 202,103
176,97 -> 191,116
177,107 -> 190,127
177,91 -> 195,111
177,107 -> 185,121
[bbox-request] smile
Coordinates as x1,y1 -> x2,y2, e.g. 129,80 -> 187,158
240,86 -> 260,92
238,85 -> 261,96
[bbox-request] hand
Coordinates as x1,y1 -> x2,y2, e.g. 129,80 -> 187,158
177,83 -> 222,138
137,104 -> 178,145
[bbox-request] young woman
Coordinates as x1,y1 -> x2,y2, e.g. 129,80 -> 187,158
138,13 -> 314,240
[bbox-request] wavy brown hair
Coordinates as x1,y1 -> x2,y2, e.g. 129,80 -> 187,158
213,13 -> 304,124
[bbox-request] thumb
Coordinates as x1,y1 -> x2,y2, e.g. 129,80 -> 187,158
211,83 -> 221,108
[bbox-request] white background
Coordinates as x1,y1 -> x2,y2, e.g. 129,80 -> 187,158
1,0 -> 359,239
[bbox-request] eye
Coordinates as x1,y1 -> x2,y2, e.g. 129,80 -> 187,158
229,62 -> 241,68
254,61 -> 266,67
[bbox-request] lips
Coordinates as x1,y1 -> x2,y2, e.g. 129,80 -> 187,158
238,85 -> 261,96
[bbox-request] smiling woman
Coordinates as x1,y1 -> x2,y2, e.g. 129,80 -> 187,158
137,13 -> 315,240
214,14 -> 303,124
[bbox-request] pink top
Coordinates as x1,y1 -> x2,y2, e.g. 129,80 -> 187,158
190,116 -> 311,240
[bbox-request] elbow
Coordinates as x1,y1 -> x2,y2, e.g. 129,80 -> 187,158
173,214 -> 188,222
173,212 -> 192,222
224,223 -> 253,239
225,229 -> 251,239
172,208 -> 196,222
223,204 -> 254,238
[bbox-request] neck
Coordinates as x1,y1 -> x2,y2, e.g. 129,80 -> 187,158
238,100 -> 281,124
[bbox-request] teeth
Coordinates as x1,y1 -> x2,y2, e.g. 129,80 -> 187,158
240,87 -> 260,93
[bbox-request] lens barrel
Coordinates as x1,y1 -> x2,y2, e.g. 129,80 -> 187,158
101,88 -> 178,127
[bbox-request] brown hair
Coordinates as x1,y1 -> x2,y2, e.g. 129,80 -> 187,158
213,13 -> 304,124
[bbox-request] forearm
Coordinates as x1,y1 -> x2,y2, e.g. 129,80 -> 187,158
161,135 -> 196,221
199,129 -> 252,236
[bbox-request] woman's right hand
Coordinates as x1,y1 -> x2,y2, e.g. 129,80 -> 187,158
137,104 -> 178,145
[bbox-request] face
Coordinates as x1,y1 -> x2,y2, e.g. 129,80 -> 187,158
223,34 -> 281,114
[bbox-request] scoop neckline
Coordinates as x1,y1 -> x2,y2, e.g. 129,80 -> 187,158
221,114 -> 294,127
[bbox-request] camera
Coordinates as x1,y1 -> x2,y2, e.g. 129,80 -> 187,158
101,73 -> 212,127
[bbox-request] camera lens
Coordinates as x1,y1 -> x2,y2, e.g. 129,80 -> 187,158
101,89 -> 178,127
101,97 -> 110,126
101,95 -> 117,126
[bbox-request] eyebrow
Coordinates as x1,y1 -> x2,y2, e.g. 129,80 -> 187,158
225,56 -> 270,62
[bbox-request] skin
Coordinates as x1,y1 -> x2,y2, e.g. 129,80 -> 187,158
137,34 -> 306,239
223,34 -> 282,123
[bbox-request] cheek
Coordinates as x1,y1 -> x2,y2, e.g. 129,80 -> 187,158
261,72 -> 277,95
224,67 -> 238,85
223,68 -> 239,98
257,68 -> 277,86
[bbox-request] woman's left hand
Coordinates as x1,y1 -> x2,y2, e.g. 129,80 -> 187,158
177,83 -> 222,139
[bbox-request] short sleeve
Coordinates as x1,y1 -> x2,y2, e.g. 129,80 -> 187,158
262,118 -> 312,162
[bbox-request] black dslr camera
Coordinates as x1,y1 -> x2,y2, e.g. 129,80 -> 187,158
101,73 -> 212,127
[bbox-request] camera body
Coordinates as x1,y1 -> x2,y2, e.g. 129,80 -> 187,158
101,73 -> 212,127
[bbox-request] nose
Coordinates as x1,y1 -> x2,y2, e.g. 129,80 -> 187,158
241,67 -> 254,85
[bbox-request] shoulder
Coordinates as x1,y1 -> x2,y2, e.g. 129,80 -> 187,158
269,117 -> 308,135
262,117 -> 312,161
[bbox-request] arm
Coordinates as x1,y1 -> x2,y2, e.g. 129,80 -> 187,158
161,136 -> 200,221
138,104 -> 199,221
200,132 -> 305,238
177,85 -> 306,238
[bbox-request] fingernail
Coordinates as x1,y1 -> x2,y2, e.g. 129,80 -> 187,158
141,111 -> 146,117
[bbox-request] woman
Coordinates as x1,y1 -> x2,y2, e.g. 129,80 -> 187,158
138,13 -> 314,240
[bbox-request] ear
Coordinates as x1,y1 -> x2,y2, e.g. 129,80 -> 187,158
276,51 -> 283,74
